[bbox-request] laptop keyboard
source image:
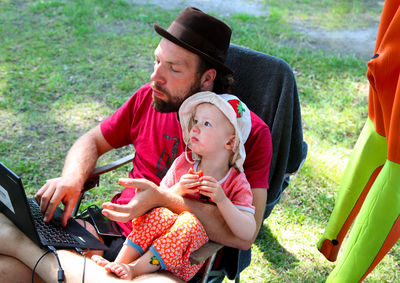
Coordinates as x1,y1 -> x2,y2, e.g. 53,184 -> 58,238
28,199 -> 79,245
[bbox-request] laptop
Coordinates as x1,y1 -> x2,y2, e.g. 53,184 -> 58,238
0,162 -> 107,251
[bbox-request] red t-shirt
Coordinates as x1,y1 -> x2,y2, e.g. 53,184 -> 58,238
100,83 -> 272,236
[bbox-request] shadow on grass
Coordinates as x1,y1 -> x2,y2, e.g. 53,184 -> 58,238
255,224 -> 299,269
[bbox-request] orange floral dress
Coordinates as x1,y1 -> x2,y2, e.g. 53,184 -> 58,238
126,207 -> 208,281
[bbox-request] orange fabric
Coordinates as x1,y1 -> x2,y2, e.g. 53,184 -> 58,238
367,2 -> 400,162
152,210 -> 208,281
128,207 -> 208,281
128,207 -> 178,251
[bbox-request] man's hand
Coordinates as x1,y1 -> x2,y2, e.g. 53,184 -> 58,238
34,177 -> 82,226
34,125 -> 113,227
101,178 -> 163,222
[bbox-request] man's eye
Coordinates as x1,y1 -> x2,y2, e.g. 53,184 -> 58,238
170,66 -> 179,73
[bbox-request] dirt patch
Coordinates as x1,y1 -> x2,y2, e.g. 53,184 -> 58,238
292,24 -> 378,60
131,0 -> 379,61
130,0 -> 267,17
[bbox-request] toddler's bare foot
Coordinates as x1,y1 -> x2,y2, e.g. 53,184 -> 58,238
91,255 -> 110,267
105,262 -> 132,279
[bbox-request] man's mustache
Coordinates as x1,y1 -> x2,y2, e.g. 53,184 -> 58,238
150,82 -> 168,96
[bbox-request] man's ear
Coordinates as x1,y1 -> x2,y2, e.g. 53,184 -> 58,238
225,135 -> 236,151
200,68 -> 217,91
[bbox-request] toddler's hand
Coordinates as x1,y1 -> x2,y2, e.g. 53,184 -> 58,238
198,176 -> 226,204
174,168 -> 202,195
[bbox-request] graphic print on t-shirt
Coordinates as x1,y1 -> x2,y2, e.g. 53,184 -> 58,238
156,135 -> 180,179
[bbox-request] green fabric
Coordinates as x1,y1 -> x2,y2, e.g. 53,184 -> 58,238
326,159 -> 400,282
317,118 -> 387,249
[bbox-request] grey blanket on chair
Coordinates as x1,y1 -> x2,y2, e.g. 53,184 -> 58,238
215,44 -> 308,280
226,44 -> 307,215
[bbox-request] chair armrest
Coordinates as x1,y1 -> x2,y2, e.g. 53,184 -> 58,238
73,153 -> 135,217
189,241 -> 223,265
90,153 -> 135,178
82,153 -> 135,194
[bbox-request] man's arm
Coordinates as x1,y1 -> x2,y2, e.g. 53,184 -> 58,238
102,179 -> 268,250
35,125 -> 113,226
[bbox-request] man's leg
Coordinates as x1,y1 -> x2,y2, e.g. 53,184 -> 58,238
0,255 -> 44,283
0,213 -> 64,282
0,213 -> 183,282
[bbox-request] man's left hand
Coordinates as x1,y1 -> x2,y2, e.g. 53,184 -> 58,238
101,178 -> 162,222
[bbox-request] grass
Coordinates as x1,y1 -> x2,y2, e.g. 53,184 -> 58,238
262,0 -> 382,29
0,0 -> 398,282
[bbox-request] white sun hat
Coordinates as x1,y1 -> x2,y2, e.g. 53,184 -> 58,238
179,91 -> 252,171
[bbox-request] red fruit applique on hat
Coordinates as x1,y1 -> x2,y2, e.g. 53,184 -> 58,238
228,99 -> 245,117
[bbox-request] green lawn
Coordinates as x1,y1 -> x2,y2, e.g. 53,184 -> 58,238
0,0 -> 398,282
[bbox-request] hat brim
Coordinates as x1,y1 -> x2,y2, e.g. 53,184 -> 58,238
154,24 -> 233,74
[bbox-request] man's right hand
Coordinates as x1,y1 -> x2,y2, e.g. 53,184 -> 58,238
34,125 -> 112,227
34,177 -> 82,227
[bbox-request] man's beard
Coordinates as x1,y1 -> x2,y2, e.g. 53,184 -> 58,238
152,81 -> 202,113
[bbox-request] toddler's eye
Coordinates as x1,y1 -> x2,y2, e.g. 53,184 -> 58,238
204,121 -> 211,127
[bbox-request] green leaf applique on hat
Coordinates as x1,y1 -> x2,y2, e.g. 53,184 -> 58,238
228,99 -> 245,118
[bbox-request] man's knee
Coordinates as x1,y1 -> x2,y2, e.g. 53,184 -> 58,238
0,213 -> 29,256
0,255 -> 44,283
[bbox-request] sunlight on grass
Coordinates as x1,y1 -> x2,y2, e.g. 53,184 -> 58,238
52,100 -> 110,130
305,140 -> 349,185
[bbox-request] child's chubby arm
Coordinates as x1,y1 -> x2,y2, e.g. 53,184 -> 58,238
198,176 -> 256,241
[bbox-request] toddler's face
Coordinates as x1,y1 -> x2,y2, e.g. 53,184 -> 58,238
189,103 -> 234,157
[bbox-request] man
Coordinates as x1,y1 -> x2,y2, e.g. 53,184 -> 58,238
0,7 -> 271,282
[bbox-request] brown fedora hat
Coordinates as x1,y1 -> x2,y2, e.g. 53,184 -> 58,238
154,7 -> 233,74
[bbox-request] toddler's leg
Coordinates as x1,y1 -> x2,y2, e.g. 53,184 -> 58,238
121,249 -> 163,279
92,244 -> 140,266
91,255 -> 110,267
95,249 -> 162,280
127,207 -> 177,254
92,243 -> 141,279
151,211 -> 209,281
93,208 -> 178,279
104,262 -> 132,279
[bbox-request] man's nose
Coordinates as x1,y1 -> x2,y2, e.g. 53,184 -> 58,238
150,63 -> 165,84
